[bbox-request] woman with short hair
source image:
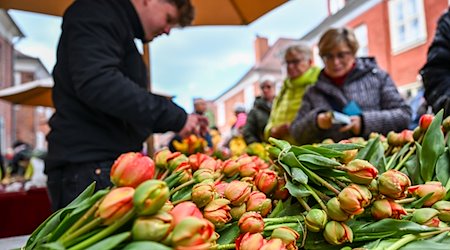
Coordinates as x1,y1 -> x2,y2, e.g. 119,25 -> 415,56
290,27 -> 411,145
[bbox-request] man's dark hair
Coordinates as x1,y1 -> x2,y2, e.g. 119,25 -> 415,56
167,0 -> 195,27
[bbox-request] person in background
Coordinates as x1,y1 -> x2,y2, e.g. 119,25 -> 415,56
193,98 -> 213,147
420,7 -> 450,118
46,0 -> 200,211
264,43 -> 321,144
243,79 -> 276,144
290,27 -> 411,145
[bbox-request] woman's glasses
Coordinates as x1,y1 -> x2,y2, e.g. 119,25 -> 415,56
321,51 -> 353,62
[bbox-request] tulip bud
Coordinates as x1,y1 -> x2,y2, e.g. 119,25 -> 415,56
171,217 -> 216,249
154,148 -> 172,170
387,131 -> 402,147
238,211 -> 265,234
400,129 -> 414,144
408,181 -> 446,207
238,232 -> 266,250
371,199 -> 407,220
246,191 -> 272,217
160,200 -> 174,213
341,149 -> 358,164
419,114 -> 434,131
432,201 -> 450,222
167,153 -> 189,172
224,181 -> 252,206
193,168 -> 215,183
443,116 -> 450,133
188,153 -> 211,172
231,203 -> 247,220
260,238 -> 287,250
338,184 -> 372,215
192,182 -> 216,208
327,197 -> 352,222
345,159 -> 378,185
223,159 -> 240,177
255,170 -> 278,195
133,180 -> 169,216
305,209 -> 328,232
132,212 -> 173,241
203,198 -> 232,228
411,208 -> 440,227
323,221 -> 353,245
173,162 -> 192,184
170,201 -> 203,225
198,158 -> 219,172
110,152 -> 155,188
413,126 -> 423,141
272,177 -> 289,200
96,187 -> 135,225
271,226 -> 300,250
215,181 -> 228,198
378,169 -> 411,199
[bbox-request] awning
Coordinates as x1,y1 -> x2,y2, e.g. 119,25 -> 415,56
0,78 -> 53,107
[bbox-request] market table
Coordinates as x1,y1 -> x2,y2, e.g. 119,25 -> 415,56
0,187 -> 52,238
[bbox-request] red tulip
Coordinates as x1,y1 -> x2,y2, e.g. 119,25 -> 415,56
224,181 -> 251,206
246,191 -> 272,217
237,232 -> 266,250
255,170 -> 278,195
371,199 -> 407,220
238,211 -> 264,234
171,217 -> 216,249
419,114 -> 434,131
408,181 -> 446,207
345,159 -> 378,185
188,153 -> 211,172
261,238 -> 286,250
203,198 -> 232,228
110,152 -> 155,188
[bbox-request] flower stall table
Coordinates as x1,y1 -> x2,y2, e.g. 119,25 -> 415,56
0,187 -> 52,238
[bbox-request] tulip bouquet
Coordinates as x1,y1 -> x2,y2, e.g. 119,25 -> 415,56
23,111 -> 450,250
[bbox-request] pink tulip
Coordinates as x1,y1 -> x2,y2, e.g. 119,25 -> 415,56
203,198 -> 232,228
171,217 -> 216,249
188,153 -> 211,171
238,211 -> 264,234
224,181 -> 252,206
254,169 -> 278,195
237,232 -> 266,250
223,159 -> 240,177
246,191 -> 272,217
110,152 -> 155,188
261,238 -> 287,250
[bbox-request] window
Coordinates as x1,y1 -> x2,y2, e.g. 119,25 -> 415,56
354,24 -> 369,56
388,0 -> 427,53
329,0 -> 346,15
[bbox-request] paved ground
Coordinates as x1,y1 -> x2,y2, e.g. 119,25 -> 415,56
0,235 -> 28,250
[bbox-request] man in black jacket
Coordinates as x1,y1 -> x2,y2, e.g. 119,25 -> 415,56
421,7 -> 450,118
46,0 -> 197,210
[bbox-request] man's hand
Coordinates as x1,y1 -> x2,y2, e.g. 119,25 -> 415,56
178,114 -> 209,138
271,123 -> 290,138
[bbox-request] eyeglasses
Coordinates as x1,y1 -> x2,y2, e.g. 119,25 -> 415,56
284,58 -> 303,66
321,51 -> 353,62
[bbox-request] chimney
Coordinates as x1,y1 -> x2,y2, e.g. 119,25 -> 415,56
254,36 -> 269,64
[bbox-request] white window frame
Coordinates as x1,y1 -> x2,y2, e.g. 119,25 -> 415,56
354,24 -> 369,57
388,0 -> 427,54
329,0 -> 346,15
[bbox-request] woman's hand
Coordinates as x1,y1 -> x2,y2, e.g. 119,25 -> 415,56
317,112 -> 333,130
339,115 -> 362,135
271,124 -> 290,138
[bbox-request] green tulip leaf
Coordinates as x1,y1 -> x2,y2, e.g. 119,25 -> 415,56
352,219 -> 437,242
420,110 -> 445,182
170,185 -> 192,202
318,143 -> 365,151
303,231 -> 343,250
405,154 -> 423,185
356,137 -> 380,161
268,198 -> 285,218
285,179 -> 310,198
216,222 -> 239,245
299,145 -> 344,158
406,192 -> 434,209
400,237 -> 450,250
436,148 -> 450,185
297,154 -> 341,169
314,169 -> 347,178
85,232 -> 131,250
38,241 -> 66,250
122,241 -> 172,250
278,160 -> 292,176
368,140 -> 386,169
291,167 -> 308,185
25,182 -> 97,249
290,145 -> 321,156
268,137 -> 292,151
386,143 -> 411,170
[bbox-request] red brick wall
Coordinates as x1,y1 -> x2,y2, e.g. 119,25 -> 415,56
0,37 -> 14,151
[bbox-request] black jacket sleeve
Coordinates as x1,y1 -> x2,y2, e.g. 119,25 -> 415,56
421,8 -> 450,117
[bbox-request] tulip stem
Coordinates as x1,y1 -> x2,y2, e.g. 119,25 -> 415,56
395,197 -> 417,204
405,208 -> 415,213
154,168 -> 160,179
170,179 -> 195,196
305,184 -> 328,213
60,217 -> 103,247
385,234 -> 417,250
263,215 -> 304,224
68,209 -> 136,250
211,243 -> 236,250
385,151 -> 398,170
300,165 -> 340,196
310,186 -> 331,202
159,169 -> 170,180
214,174 -> 225,185
297,197 -> 311,211
330,177 -> 348,189
59,199 -> 102,241
394,145 -> 416,171
264,222 -> 299,231
172,194 -> 192,206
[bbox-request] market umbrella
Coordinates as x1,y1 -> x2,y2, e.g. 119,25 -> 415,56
0,0 -> 288,25
0,78 -> 53,107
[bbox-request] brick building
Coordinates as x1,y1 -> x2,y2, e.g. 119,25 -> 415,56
212,0 -> 449,136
